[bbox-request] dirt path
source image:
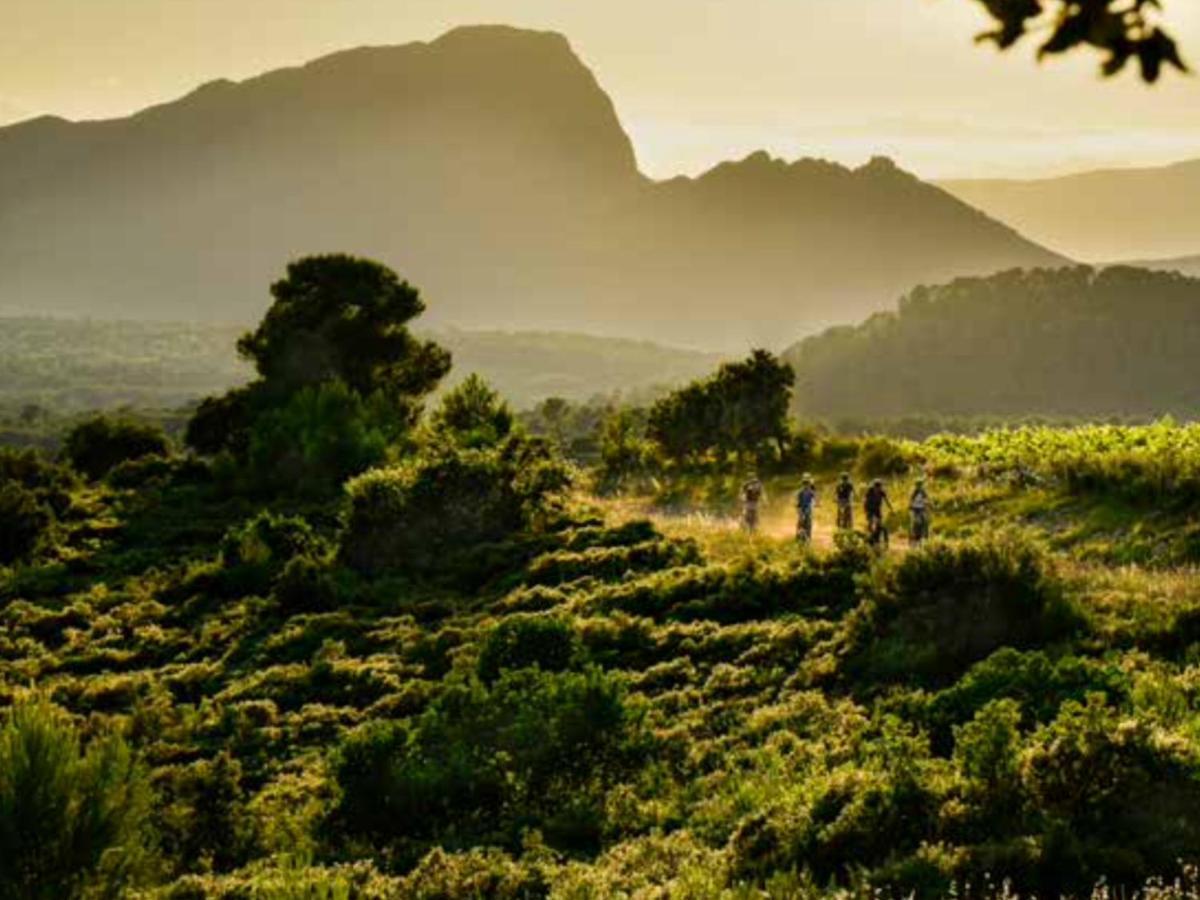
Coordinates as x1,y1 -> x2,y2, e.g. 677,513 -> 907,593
604,495 -> 912,556
755,500 -> 911,553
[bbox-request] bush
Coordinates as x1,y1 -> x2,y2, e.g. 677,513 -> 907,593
62,415 -> 170,480
927,648 -> 1128,749
218,512 -> 327,597
329,667 -> 649,858
153,752 -> 255,876
105,454 -> 176,489
843,535 -> 1081,685
246,381 -> 406,496
0,695 -> 153,899
0,483 -> 52,565
272,555 -> 344,614
1020,694 -> 1200,893
855,436 -> 911,478
0,448 -> 77,495
477,614 -> 582,683
340,439 -> 571,577
430,374 -> 514,448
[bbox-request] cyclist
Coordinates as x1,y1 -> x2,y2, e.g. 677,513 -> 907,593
909,478 -> 931,546
835,472 -> 855,530
864,478 -> 892,549
796,475 -> 818,544
741,474 -> 765,533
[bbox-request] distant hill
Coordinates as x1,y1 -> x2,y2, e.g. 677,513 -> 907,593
1127,254 -> 1200,280
0,317 -> 718,412
784,266 -> 1200,420
941,159 -> 1200,263
0,25 -> 1063,350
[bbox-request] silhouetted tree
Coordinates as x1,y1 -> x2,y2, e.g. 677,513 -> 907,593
237,255 -> 450,398
186,255 -> 450,467
63,416 -> 171,480
648,350 -> 795,466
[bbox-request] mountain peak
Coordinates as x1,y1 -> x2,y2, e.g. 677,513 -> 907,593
0,24 -> 1062,349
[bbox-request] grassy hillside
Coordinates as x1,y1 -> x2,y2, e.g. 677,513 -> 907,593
6,413 -> 1200,895
784,266 -> 1200,421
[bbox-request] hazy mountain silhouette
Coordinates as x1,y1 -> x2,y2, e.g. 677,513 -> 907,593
942,159 -> 1200,264
1127,254 -> 1200,280
0,25 -> 1064,350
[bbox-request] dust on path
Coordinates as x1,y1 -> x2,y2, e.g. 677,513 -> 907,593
606,495 -> 912,556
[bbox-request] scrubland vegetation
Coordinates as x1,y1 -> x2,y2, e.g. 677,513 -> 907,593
4,256 -> 1200,898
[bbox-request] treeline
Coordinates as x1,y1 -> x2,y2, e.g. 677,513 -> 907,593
0,314 -> 715,416
786,266 -> 1200,420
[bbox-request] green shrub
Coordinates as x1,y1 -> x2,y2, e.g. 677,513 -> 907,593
340,440 -> 571,577
106,454 -> 176,489
154,751 -> 255,875
843,535 -> 1081,685
62,415 -> 170,480
524,539 -> 702,587
927,649 -> 1127,750
0,483 -> 52,565
477,614 -> 582,683
430,374 -> 514,448
246,381 -> 406,496
953,698 -> 1023,812
0,695 -> 153,899
855,436 -> 911,478
272,555 -> 344,614
0,447 -> 77,495
218,512 -> 327,598
329,667 -> 649,858
1020,694 -> 1200,893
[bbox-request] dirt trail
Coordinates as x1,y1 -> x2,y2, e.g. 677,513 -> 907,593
626,496 -> 913,555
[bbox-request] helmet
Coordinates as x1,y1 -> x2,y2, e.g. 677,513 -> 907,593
840,472 -> 850,480
873,478 -> 883,486
803,472 -> 813,483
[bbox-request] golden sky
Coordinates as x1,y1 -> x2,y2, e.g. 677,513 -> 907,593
3,0 -> 1199,179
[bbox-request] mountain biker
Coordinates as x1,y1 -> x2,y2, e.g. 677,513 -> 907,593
864,478 -> 892,548
835,472 -> 855,530
741,474 -> 765,533
796,474 -> 818,544
909,478 -> 931,546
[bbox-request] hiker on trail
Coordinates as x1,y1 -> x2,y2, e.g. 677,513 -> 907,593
909,478 -> 931,546
741,475 -> 765,533
864,478 -> 892,548
796,475 -> 818,545
835,472 -> 855,530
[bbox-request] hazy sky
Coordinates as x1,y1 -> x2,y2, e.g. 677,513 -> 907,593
3,0 -> 1199,180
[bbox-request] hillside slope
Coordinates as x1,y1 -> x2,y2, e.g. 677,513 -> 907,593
785,266 -> 1200,420
942,159 -> 1200,263
0,26 -> 1063,349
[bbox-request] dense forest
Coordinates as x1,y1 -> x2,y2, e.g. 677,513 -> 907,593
6,255 -> 1200,897
786,266 -> 1200,421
